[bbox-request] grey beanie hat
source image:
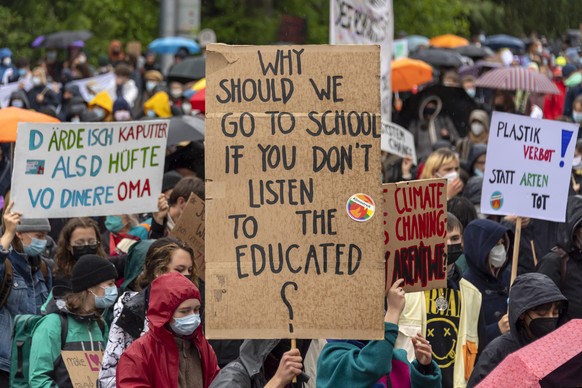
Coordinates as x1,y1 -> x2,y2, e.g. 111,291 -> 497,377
16,218 -> 51,233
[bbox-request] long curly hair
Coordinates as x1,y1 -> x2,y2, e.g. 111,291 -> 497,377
135,237 -> 197,290
55,217 -> 106,277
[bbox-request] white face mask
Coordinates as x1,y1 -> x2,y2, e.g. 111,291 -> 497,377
573,156 -> 582,168
465,88 -> 476,98
2,57 -> 11,66
489,244 -> 507,268
114,110 -> 131,121
170,88 -> 182,99
11,100 -> 24,108
182,102 -> 192,115
573,111 -> 582,123
92,107 -> 105,120
31,76 -> 42,86
471,122 -> 485,136
440,171 -> 458,182
146,81 -> 157,92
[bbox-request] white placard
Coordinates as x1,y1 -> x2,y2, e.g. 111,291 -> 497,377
481,112 -> 579,222
11,120 -> 169,218
330,0 -> 393,121
381,121 -> 417,164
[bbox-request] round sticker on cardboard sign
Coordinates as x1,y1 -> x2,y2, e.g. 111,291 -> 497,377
490,191 -> 504,210
346,193 -> 375,222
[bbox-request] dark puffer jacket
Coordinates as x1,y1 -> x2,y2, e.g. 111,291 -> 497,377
467,273 -> 567,386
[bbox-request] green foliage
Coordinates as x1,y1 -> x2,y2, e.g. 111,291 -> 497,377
0,0 -> 160,64
393,0 -> 470,38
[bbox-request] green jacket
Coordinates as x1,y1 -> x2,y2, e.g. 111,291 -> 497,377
29,302 -> 105,388
316,322 -> 441,388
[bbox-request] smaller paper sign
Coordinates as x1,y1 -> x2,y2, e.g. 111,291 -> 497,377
383,179 -> 447,292
169,193 -> 205,278
61,350 -> 102,387
381,121 -> 417,164
481,112 -> 579,222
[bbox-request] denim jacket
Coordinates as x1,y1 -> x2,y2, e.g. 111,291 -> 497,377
0,247 -> 51,372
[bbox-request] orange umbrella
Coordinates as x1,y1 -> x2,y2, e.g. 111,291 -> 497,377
0,107 -> 60,142
392,58 -> 433,92
429,34 -> 469,49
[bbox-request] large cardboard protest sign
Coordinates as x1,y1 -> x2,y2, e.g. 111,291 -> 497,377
205,44 -> 385,339
481,112 -> 579,222
61,350 -> 102,387
381,121 -> 417,164
330,0 -> 393,120
11,120 -> 168,218
383,179 -> 447,292
170,193 -> 205,279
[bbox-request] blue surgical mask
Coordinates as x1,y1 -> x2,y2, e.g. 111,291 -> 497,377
170,313 -> 201,336
105,216 -> 125,233
465,88 -> 476,98
24,237 -> 47,257
473,168 -> 484,177
92,285 -> 118,309
573,111 -> 582,123
147,110 -> 156,118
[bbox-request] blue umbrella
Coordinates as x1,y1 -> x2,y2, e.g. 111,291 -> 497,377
484,34 -> 525,52
148,37 -> 200,55
406,35 -> 429,53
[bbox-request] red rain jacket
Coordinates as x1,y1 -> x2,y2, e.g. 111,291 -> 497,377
117,272 -> 219,387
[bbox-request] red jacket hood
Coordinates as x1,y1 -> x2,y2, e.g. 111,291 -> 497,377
148,271 -> 201,331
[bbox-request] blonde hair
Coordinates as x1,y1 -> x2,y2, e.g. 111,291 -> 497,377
420,148 -> 459,179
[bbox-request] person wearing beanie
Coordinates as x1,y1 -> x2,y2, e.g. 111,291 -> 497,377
117,271 -> 219,387
112,97 -> 132,121
0,202 -> 53,385
29,254 -> 118,387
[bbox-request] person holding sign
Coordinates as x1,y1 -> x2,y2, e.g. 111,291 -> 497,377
420,148 -> 464,200
117,272 -> 219,387
316,279 -> 441,388
395,213 -> 486,388
462,219 -> 513,343
0,204 -> 52,385
28,255 -> 117,387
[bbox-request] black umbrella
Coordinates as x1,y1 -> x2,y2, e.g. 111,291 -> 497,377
167,114 -> 205,146
394,84 -> 478,137
167,56 -> 205,84
41,30 -> 93,49
483,34 -> 525,53
410,48 -> 465,68
454,45 -> 494,60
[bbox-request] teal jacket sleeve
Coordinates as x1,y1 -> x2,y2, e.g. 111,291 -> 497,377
410,359 -> 442,388
29,314 -> 63,388
316,322 -> 398,387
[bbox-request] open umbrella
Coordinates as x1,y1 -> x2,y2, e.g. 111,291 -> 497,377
40,30 -> 92,49
484,34 -> 525,52
459,60 -> 502,78
391,58 -> 433,92
167,114 -> 204,146
477,319 -> 582,387
406,35 -> 430,53
148,37 -> 200,55
0,107 -> 60,142
429,34 -> 469,49
410,48 -> 465,68
454,45 -> 494,60
190,88 -> 206,113
167,56 -> 205,84
476,66 -> 560,94
395,84 -> 478,137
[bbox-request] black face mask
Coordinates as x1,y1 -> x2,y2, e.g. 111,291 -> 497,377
528,316 -> 558,339
71,245 -> 98,261
447,243 -> 463,265
494,104 -> 505,112
423,107 -> 436,117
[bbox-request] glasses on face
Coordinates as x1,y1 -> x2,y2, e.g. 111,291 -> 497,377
71,240 -> 100,249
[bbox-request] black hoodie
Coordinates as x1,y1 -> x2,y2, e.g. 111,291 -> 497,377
537,195 -> 582,320
468,273 -> 567,386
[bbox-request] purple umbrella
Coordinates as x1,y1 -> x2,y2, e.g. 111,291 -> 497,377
31,35 -> 45,48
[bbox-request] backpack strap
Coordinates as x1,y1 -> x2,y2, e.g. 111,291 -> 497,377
0,259 -> 14,309
551,245 -> 570,290
40,259 -> 48,280
59,313 -> 68,349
